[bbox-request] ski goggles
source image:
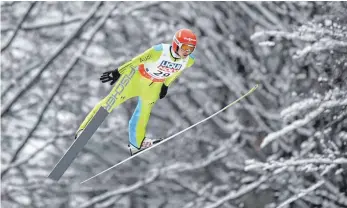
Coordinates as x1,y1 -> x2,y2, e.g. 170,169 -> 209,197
180,44 -> 195,53
174,37 -> 196,54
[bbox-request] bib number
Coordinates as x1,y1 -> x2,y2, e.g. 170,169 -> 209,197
146,68 -> 172,78
153,71 -> 171,77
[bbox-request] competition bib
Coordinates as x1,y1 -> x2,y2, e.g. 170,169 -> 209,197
146,60 -> 182,79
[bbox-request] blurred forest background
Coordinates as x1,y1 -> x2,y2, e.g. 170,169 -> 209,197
1,1 -> 346,208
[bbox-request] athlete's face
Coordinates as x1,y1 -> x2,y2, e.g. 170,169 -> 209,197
178,48 -> 191,58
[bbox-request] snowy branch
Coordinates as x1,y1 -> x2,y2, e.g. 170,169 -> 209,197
205,176 -> 268,208
261,98 -> 347,148
277,180 -> 325,208
77,170 -> 159,208
172,178 -> 237,208
245,157 -> 347,171
2,2 -> 346,208
294,38 -> 347,59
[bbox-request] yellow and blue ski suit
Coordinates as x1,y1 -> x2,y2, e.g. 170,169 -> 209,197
78,44 -> 195,148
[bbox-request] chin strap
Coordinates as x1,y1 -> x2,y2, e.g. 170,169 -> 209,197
170,46 -> 181,59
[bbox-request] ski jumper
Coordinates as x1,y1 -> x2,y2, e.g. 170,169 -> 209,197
78,44 -> 195,148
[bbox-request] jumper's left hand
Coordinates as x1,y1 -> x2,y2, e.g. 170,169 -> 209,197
159,84 -> 168,99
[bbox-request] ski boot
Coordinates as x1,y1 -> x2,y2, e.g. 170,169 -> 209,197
74,129 -> 84,140
128,137 -> 163,155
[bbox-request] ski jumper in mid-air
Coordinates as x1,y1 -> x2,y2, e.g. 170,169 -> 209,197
75,29 -> 197,155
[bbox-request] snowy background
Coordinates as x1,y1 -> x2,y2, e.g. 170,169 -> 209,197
1,1 -> 347,208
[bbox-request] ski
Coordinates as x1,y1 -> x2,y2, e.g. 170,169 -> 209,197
80,84 -> 259,184
48,107 -> 109,181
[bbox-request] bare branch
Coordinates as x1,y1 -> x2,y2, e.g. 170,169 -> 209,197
1,60 -> 42,99
1,2 -> 37,52
1,2 -> 161,33
1,137 -> 56,175
1,2 -> 111,178
0,1 -> 103,117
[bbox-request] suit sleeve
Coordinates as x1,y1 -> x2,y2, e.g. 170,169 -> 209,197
164,54 -> 195,87
117,44 -> 163,74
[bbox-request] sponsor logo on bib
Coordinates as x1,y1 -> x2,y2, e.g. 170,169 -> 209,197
158,60 -> 182,73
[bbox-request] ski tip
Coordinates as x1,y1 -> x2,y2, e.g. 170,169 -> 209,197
250,84 -> 259,92
81,175 -> 97,184
80,179 -> 89,184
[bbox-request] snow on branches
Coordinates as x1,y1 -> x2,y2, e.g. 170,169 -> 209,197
261,97 -> 347,148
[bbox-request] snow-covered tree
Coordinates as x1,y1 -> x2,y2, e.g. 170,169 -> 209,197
1,2 -> 346,208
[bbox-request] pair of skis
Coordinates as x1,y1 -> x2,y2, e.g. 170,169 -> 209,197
48,84 -> 258,183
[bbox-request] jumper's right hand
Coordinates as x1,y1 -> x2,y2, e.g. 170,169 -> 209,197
100,69 -> 121,85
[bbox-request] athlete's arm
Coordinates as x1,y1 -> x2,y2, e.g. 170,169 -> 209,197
100,44 -> 163,85
118,44 -> 163,74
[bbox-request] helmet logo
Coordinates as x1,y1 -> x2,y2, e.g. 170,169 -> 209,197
183,37 -> 196,42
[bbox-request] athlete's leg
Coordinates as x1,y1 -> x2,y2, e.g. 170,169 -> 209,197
78,67 -> 139,131
128,81 -> 163,148
128,97 -> 157,148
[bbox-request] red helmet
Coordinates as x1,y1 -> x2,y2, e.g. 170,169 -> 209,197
172,29 -> 197,54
